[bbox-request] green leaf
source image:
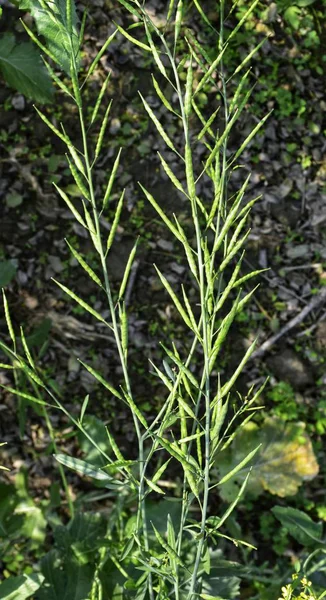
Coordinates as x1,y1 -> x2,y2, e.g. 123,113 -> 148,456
142,499 -> 185,542
0,33 -> 53,103
78,360 -> 122,399
139,93 -> 178,154
6,192 -> 23,208
217,417 -> 319,502
52,279 -> 107,324
0,260 -> 17,287
39,549 -> 93,600
0,574 -> 44,600
201,567 -> 240,600
13,1 -> 32,7
217,445 -> 261,486
54,454 -> 121,488
284,6 -> 301,29
78,415 -> 111,467
25,318 -> 52,349
114,21 -> 151,52
68,512 -> 107,560
66,239 -> 102,287
29,0 -> 80,73
296,0 -> 316,5
0,386 -> 49,406
271,506 -> 324,547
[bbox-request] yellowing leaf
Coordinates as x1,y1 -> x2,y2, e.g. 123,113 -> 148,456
217,416 -> 319,502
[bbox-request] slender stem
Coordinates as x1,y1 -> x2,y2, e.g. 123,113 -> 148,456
69,44 -> 153,599
43,406 -> 75,518
19,371 -> 74,518
159,31 -> 211,600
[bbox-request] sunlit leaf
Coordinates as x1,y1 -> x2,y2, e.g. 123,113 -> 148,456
0,574 -> 44,600
55,454 -> 123,490
29,0 -> 80,73
217,417 -> 319,501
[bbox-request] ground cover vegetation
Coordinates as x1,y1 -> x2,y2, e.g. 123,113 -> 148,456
0,0 -> 325,598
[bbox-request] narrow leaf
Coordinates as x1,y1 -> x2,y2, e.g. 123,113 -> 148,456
114,21 -> 151,51
52,279 -> 107,324
103,148 -> 122,209
118,238 -> 139,299
80,394 -> 90,424
53,183 -> 87,228
154,266 -> 193,330
218,445 -> 261,485
90,73 -> 111,125
0,386 -> 48,406
66,239 -> 102,287
106,189 -> 125,251
139,183 -> 184,242
145,477 -> 165,495
95,100 -> 113,160
55,454 -> 115,483
139,93 -> 178,154
78,360 -> 122,399
152,76 -> 175,113
2,290 -> 15,348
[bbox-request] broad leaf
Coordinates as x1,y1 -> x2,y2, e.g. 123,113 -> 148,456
217,417 -> 319,501
78,415 -> 111,467
25,318 -> 52,349
272,506 -> 324,547
29,0 -> 80,73
52,512 -> 107,566
284,6 -> 301,29
0,34 -> 53,103
0,574 -> 44,600
39,550 -> 93,600
0,260 -> 17,287
296,0 -> 316,5
9,1 -> 32,9
201,566 -> 240,599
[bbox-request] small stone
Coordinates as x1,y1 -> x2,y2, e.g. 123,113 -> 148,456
48,255 -> 64,273
267,349 -> 314,390
157,239 -> 174,251
109,118 -> 121,134
12,94 -> 25,111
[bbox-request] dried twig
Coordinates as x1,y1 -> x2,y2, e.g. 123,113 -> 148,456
251,287 -> 326,360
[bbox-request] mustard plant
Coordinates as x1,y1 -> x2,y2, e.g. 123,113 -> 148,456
0,1 -> 272,598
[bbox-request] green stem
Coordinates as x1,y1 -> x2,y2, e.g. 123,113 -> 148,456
43,406 -> 75,518
25,372 -> 75,518
161,31 -> 211,600
70,45 -> 153,600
